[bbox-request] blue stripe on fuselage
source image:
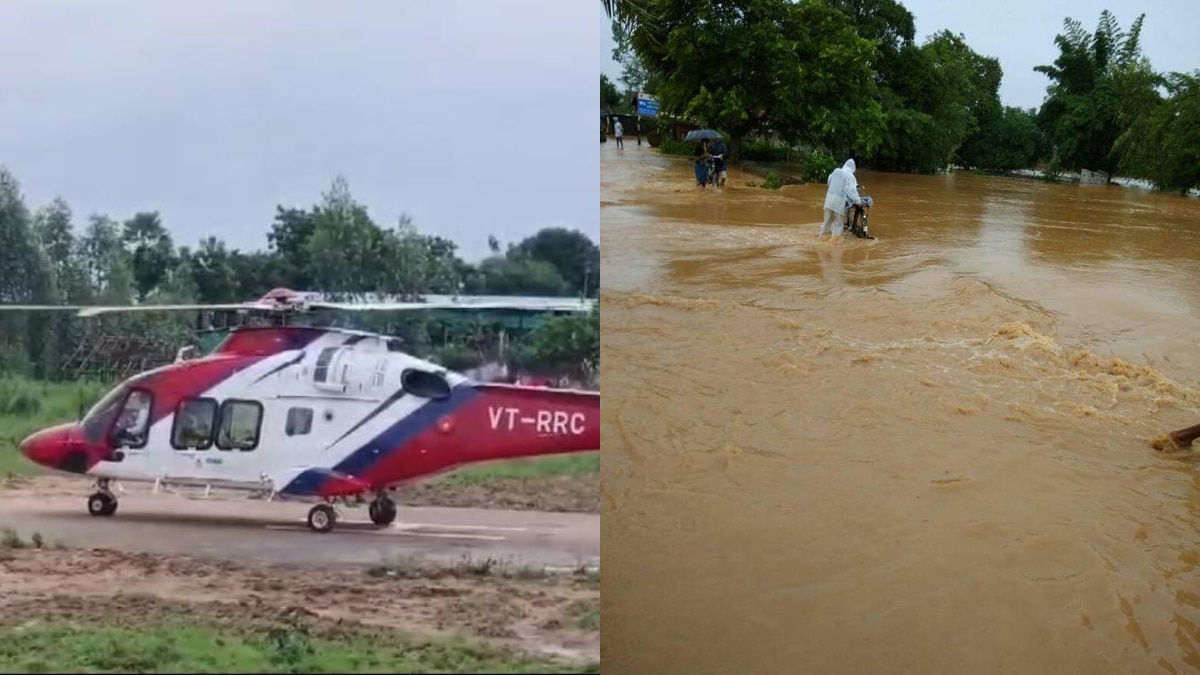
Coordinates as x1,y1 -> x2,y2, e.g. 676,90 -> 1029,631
333,384 -> 480,477
280,384 -> 479,495
282,468 -> 337,496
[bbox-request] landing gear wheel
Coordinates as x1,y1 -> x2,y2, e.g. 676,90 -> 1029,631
307,503 -> 337,533
87,491 -> 117,517
368,497 -> 397,527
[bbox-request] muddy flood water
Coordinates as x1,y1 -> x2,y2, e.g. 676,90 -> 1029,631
600,143 -> 1200,674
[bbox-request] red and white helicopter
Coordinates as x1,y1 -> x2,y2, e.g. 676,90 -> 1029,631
2,288 -> 599,532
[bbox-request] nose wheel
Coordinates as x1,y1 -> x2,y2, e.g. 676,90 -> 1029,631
87,490 -> 118,517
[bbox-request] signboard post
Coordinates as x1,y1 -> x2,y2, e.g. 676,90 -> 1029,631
636,93 -> 658,146
636,94 -> 659,117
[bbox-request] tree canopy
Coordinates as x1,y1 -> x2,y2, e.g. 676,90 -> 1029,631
626,0 -> 884,156
0,166 -> 599,380
613,1 -> 1200,190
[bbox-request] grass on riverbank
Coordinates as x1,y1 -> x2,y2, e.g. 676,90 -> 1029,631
0,377 -> 598,511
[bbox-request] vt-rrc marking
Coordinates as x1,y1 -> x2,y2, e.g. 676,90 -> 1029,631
487,406 -> 587,435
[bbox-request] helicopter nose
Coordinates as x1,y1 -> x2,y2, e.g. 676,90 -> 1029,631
19,429 -> 54,467
18,424 -> 75,470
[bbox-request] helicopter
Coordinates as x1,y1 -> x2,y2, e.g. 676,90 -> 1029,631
2,288 -> 598,532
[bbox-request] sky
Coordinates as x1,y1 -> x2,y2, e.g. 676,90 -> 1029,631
600,0 -> 1200,110
0,0 -> 599,263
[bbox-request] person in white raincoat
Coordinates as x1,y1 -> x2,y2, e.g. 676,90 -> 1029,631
818,158 -> 862,237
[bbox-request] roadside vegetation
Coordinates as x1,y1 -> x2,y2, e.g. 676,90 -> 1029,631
604,0 -> 1200,193
0,622 -> 596,674
0,378 -> 108,477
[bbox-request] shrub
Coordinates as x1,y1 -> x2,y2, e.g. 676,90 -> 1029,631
657,139 -> 693,156
799,150 -> 836,183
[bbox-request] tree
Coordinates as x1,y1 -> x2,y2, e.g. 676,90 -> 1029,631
1034,11 -> 1156,174
189,236 -> 239,303
306,176 -> 387,295
828,0 -> 915,65
33,197 -> 90,302
627,0 -> 884,158
1116,70 -> 1200,193
79,214 -> 132,303
957,106 -> 1043,171
122,211 -> 176,301
0,168 -> 58,376
865,30 -> 1002,172
267,206 -> 318,289
514,307 -> 600,381
475,256 -> 568,296
603,0 -> 655,34
611,21 -> 652,96
601,74 -> 626,112
510,228 -> 599,297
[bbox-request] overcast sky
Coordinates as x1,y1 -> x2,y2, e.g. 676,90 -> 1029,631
600,0 -> 1200,110
0,0 -> 597,262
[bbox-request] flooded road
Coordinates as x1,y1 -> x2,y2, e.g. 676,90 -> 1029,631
600,143 -> 1200,674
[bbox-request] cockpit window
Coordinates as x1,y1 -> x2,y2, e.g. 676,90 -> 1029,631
80,386 -> 128,444
110,389 -> 153,448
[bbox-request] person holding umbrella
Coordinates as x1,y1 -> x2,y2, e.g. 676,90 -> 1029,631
693,139 -> 711,186
684,129 -> 723,187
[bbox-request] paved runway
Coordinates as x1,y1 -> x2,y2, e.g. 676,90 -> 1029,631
0,487 -> 599,568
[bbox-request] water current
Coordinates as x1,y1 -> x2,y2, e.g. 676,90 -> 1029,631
601,142 -> 1200,674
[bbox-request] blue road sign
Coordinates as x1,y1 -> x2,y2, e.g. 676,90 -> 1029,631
637,95 -> 659,117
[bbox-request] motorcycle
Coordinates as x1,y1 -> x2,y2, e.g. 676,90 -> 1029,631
844,191 -> 875,240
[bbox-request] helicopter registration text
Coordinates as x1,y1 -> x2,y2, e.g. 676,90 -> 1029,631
487,406 -> 586,435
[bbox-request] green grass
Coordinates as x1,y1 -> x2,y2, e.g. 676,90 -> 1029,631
567,599 -> 600,631
0,377 -> 110,477
439,453 -> 599,486
0,620 -> 598,674
366,553 -> 600,589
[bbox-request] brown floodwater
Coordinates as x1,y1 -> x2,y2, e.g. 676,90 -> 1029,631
600,143 -> 1200,674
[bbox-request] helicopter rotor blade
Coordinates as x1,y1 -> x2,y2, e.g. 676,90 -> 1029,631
311,298 -> 595,313
0,305 -> 85,312
0,294 -> 595,318
74,303 -> 272,317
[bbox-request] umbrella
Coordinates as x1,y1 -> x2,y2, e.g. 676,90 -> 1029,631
683,129 -> 723,142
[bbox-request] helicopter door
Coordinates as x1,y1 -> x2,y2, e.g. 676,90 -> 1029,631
162,396 -> 224,479
107,389 -> 197,478
202,399 -> 267,484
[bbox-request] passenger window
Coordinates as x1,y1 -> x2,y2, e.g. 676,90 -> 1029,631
171,398 -> 218,450
216,400 -> 264,451
109,389 -> 153,449
286,407 -> 313,436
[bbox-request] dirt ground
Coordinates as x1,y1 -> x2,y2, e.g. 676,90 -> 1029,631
0,541 -> 600,664
0,475 -> 599,570
0,474 -> 600,667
